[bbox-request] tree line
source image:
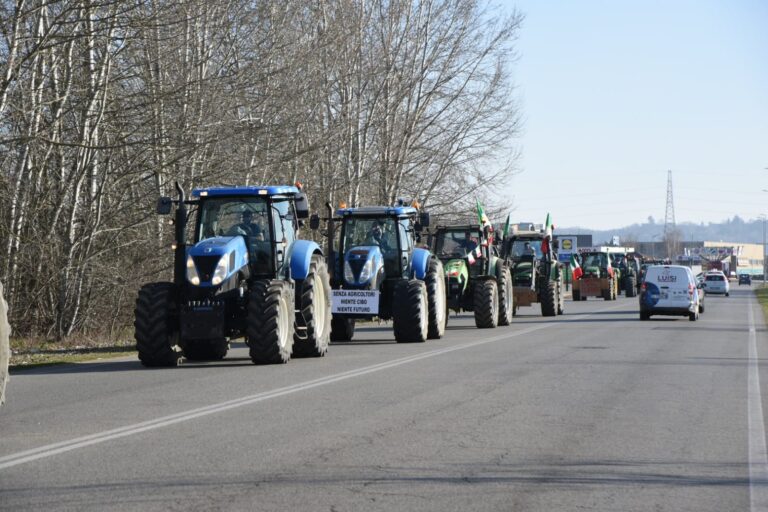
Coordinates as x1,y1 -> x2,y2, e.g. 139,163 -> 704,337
0,0 -> 522,340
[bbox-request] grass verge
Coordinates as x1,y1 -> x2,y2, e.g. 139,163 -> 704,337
755,286 -> 768,322
10,339 -> 135,371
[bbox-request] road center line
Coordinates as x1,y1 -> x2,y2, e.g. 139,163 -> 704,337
749,301 -> 768,511
0,302 -> 626,471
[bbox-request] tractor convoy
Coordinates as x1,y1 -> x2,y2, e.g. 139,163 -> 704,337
134,187 -> 653,368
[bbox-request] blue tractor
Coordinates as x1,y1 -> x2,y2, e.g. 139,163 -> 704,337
135,183 -> 331,366
311,202 -> 447,343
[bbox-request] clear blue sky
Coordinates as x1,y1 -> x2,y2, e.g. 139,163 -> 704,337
496,0 -> 768,230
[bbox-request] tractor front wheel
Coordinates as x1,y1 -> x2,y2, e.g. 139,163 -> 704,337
135,282 -> 182,367
293,255 -> 332,358
330,316 -> 355,342
557,278 -> 565,315
541,280 -> 557,317
625,276 -> 637,297
247,280 -> 294,364
426,258 -> 447,339
497,264 -> 514,326
393,280 -> 428,343
474,279 -> 499,328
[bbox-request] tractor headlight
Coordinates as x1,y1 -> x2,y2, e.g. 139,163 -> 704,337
186,256 -> 200,286
211,255 -> 228,286
358,259 -> 373,283
344,260 -> 355,283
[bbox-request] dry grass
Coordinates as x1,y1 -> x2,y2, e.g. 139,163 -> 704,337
10,332 -> 135,371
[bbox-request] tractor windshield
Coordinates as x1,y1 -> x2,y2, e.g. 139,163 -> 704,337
435,230 -> 479,258
582,253 -> 608,268
342,217 -> 398,254
197,197 -> 273,274
510,240 -> 542,259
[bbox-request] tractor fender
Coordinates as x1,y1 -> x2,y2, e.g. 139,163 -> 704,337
410,248 -> 432,280
289,240 -> 323,281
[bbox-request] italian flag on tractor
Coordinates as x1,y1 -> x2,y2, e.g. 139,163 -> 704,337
571,253 -> 583,280
541,213 -> 553,255
468,199 -> 493,265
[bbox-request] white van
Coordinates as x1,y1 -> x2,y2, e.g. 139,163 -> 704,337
639,265 -> 702,321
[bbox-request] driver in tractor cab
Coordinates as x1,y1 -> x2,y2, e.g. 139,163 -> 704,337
365,222 -> 392,252
524,242 -> 536,257
460,232 -> 478,253
228,210 -> 264,239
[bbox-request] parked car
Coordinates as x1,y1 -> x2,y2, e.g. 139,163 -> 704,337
702,271 -> 730,296
739,274 -> 752,286
639,265 -> 703,321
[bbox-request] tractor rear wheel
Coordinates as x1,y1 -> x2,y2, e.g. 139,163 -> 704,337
330,316 -> 355,342
541,280 -> 557,317
393,280 -> 428,343
496,264 -> 514,326
0,281 -> 9,405
426,258 -> 447,339
474,279 -> 499,328
247,280 -> 294,364
293,255 -> 332,357
135,282 -> 183,367
572,289 -> 581,301
183,340 -> 228,361
625,276 -> 637,297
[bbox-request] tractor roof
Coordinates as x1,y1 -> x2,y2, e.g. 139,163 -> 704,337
192,185 -> 300,198
435,224 -> 481,232
336,206 -> 417,217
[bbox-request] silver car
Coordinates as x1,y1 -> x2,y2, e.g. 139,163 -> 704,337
702,271 -> 729,296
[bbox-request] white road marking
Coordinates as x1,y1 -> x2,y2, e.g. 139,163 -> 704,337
0,302 -> 626,471
750,302 -> 768,511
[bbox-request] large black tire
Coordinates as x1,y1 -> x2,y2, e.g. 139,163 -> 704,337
496,263 -> 514,326
602,281 -> 612,301
183,340 -> 228,361
541,280 -> 557,317
293,255 -> 332,357
330,316 -> 355,342
247,280 -> 294,364
0,280 -> 9,405
640,311 -> 650,321
135,282 -> 183,367
425,258 -> 447,339
625,276 -> 637,297
557,278 -> 565,315
393,280 -> 428,343
572,288 -> 581,301
474,279 -> 499,328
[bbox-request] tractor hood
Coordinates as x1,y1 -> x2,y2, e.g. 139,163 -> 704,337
444,258 -> 468,279
186,236 -> 249,287
343,246 -> 384,288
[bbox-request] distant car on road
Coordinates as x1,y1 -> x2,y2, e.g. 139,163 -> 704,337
702,271 -> 730,296
739,274 -> 752,286
640,265 -> 703,321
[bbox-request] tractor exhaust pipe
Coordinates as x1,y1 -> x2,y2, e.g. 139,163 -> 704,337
325,202 -> 335,280
174,182 -> 187,288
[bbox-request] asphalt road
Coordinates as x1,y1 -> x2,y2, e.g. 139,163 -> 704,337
0,284 -> 766,511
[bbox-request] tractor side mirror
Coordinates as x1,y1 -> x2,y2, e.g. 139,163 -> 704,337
309,213 -> 320,230
419,212 -> 430,228
156,196 -> 172,215
294,193 -> 310,219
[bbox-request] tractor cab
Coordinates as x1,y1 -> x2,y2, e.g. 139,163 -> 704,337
432,224 -> 493,278
332,205 -> 428,290
189,186 -> 306,284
